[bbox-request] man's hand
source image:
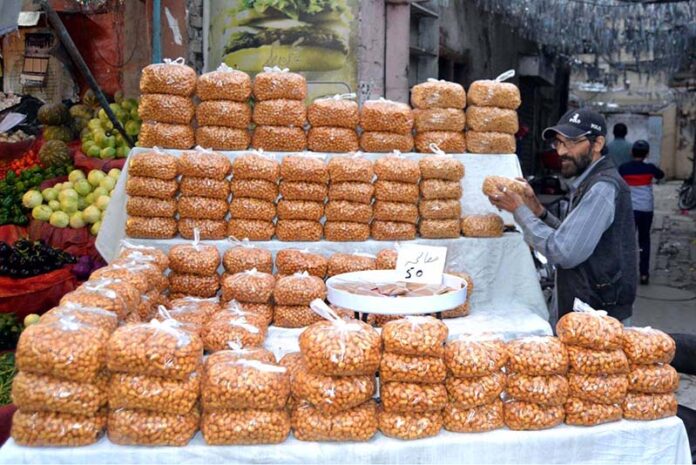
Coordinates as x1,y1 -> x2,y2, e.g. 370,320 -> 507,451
487,184 -> 525,213
515,177 -> 545,217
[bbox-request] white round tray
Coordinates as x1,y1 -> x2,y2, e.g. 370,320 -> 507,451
326,270 -> 468,315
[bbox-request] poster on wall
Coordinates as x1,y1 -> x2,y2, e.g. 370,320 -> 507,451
203,0 -> 359,100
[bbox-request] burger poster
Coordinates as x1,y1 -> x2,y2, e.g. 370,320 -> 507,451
204,0 -> 359,98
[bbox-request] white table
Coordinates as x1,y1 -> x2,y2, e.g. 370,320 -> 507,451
1,417 -> 690,464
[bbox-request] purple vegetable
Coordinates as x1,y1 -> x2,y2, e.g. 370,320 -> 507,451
72,256 -> 92,280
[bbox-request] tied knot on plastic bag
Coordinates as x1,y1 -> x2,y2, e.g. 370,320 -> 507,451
352,251 -> 376,259
227,236 -> 254,249
163,57 -> 186,66
330,93 -> 357,101
152,146 -> 167,155
263,66 -> 289,73
149,307 -> 192,346
191,228 -> 201,251
222,299 -> 250,316
227,316 -> 261,334
61,301 -> 114,317
83,278 -> 119,300
494,69 -> 515,82
428,143 -> 452,157
404,315 -> 434,330
233,358 -> 286,373
390,150 -> 405,159
121,250 -> 156,265
309,299 -> 363,365
194,145 -> 215,154
427,78 -> 447,83
572,298 -> 607,317
292,270 -> 311,280
216,63 -> 235,73
249,148 -> 276,161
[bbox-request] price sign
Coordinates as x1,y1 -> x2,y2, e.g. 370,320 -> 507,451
395,244 -> 448,284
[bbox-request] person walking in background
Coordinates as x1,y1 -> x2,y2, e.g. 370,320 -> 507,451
607,123 -> 633,168
618,140 -> 665,285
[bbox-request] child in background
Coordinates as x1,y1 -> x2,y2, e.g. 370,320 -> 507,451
618,140 -> 665,285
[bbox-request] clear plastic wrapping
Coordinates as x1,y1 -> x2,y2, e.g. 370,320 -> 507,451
622,392 -> 678,421
567,373 -> 628,405
327,156 -> 374,182
307,127 -> 360,153
411,80 -> 466,109
307,97 -> 359,128
197,66 -> 251,101
467,80 -> 521,109
180,176 -> 230,199
445,372 -> 506,409
507,337 -> 569,376
564,397 -> 622,426
276,249 -> 327,277
415,131 -> 466,154
503,401 -> 564,430
324,222 -> 371,242
139,121 -> 194,149
40,303 -> 118,334
277,199 -> 324,221
89,263 -> 151,294
461,214 -> 504,238
360,99 -> 414,134
253,99 -> 307,126
169,243 -> 220,276
413,108 -> 466,132
420,179 -> 462,200
443,399 -> 504,433
221,270 -> 275,303
126,216 -> 177,239
253,70 -> 307,101
196,100 -> 251,128
279,181 -> 327,201
291,400 -> 378,442
371,221 -> 417,241
419,156 -> 465,181
360,132 -> 414,153
378,408 -> 442,440
325,201 -> 372,223
506,374 -> 569,406
118,243 -> 169,270
11,409 -> 106,446
273,305 -> 323,328
374,156 -> 420,183
126,176 -> 177,199
178,149 -> 231,180
466,131 -> 516,154
622,327 -> 676,365
128,151 -> 178,180
274,273 -> 326,306
466,106 -> 519,134
196,125 -> 250,151
227,219 -> 275,241
16,319 -> 108,383
566,345 -> 629,375
178,196 -> 228,220
374,180 -> 419,203
419,200 -> 461,219
556,311 -> 624,350
252,126 -> 307,152
230,178 -> 278,203
231,153 -> 280,182
138,93 -> 195,124
481,175 -> 527,197
380,353 -> 447,384
12,371 -> 108,415
202,313 -> 267,351
380,382 -> 448,413
126,196 -> 177,218
61,278 -> 139,320
140,60 -> 196,96
444,335 -> 508,378
201,410 -> 291,445
382,316 -> 448,357
276,220 -> 323,241
627,364 -> 679,394
327,253 -> 376,277
178,219 -> 227,240
229,197 -> 276,221
169,272 -> 220,297
108,371 -> 200,414
205,347 -> 277,368
223,246 -> 273,275
280,156 -> 329,184
420,219 -> 461,238
202,358 -> 290,411
374,201 -> 418,224
107,408 -> 199,446
293,369 -> 375,413
329,181 -> 374,204
375,248 -> 398,270
107,320 -> 203,380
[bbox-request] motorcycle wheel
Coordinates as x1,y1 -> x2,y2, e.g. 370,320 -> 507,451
678,184 -> 696,210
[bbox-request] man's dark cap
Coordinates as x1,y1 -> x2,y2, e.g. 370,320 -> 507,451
632,139 -> 650,154
542,109 -> 607,141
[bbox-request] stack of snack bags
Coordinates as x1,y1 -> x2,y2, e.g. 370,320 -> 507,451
418,154 -> 464,238
11,305 -> 115,446
411,79 -> 467,153
168,238 -> 221,299
251,68 -> 307,152
106,319 -> 203,446
125,149 -> 179,239
466,70 -> 520,154
359,98 -> 414,152
60,277 -> 140,323
622,327 -> 679,420
202,299 -> 270,352
292,301 -> 381,441
159,297 -> 221,337
372,155 -> 420,240
112,245 -> 170,320
379,317 -> 448,440
442,334 -> 506,433
504,336 -> 568,430
196,64 -> 252,150
138,58 -> 196,149
324,155 -> 374,241
229,152 -> 279,241
327,252 -> 376,277
307,94 -> 360,153
201,349 -> 291,444
273,271 -> 327,328
177,149 -> 231,239
557,306 -> 628,426
275,249 -> 327,278
276,155 -> 328,241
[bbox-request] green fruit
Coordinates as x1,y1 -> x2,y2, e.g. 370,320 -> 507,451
90,220 -> 101,235
116,146 -> 129,158
74,179 -> 92,196
38,103 -> 70,125
49,211 -> 70,228
68,170 -> 86,183
42,187 -> 59,202
92,187 -> 108,199
82,205 -> 101,224
85,193 -> 95,205
100,147 -> 116,159
70,104 -> 92,119
87,146 -> 101,158
125,120 -> 140,137
87,170 -> 106,187
60,197 -> 78,214
88,119 -> 102,131
95,195 -> 110,211
24,314 -> 41,326
104,120 -> 114,131
48,200 -> 61,211
108,168 -> 121,178
22,190 -> 43,209
43,125 -> 74,142
38,140 -> 71,167
77,196 -> 88,210
32,205 -> 53,221
81,141 -> 94,154
58,189 -> 78,203
114,90 -> 124,104
99,176 -> 116,192
69,212 -> 86,228
98,108 -> 108,122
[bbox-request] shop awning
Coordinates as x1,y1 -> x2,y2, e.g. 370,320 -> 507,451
0,0 -> 21,37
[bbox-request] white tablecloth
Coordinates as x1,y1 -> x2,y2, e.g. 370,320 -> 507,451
1,417 -> 690,464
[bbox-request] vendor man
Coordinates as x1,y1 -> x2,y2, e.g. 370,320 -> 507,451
488,109 -> 637,324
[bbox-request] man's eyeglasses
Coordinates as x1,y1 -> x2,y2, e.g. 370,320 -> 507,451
551,137 -> 590,150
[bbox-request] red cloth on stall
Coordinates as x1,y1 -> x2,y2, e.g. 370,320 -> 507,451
0,404 -> 17,446
0,266 -> 78,317
0,226 -> 28,246
26,219 -> 98,261
73,149 -> 126,173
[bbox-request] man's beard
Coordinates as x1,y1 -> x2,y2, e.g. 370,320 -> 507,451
560,148 -> 593,178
